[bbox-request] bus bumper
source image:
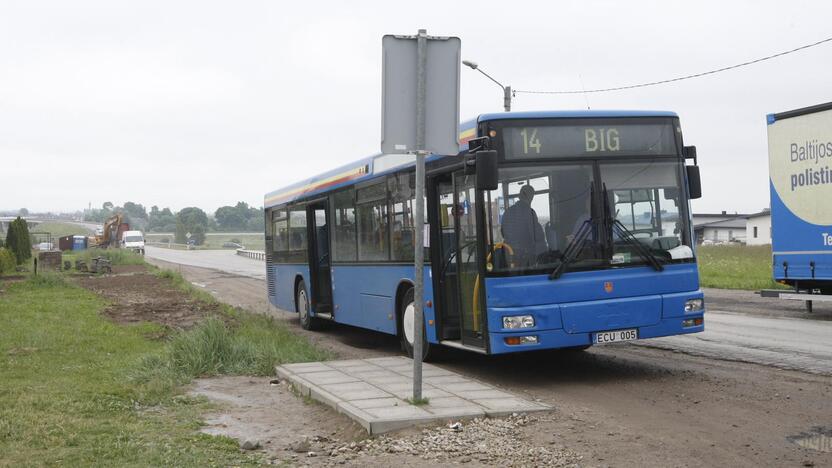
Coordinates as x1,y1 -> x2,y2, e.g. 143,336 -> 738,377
487,315 -> 705,355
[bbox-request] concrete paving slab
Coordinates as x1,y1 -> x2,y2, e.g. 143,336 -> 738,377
349,397 -> 406,410
302,370 -> 360,386
276,357 -> 551,435
281,362 -> 332,374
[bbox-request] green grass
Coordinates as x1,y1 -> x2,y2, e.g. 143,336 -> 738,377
406,397 -> 430,406
697,244 -> 787,290
0,264 -> 331,466
33,221 -> 93,238
132,315 -> 333,402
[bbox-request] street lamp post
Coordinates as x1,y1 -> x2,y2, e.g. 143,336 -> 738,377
462,60 -> 511,112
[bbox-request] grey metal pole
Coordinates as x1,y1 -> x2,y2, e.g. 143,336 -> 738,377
412,28 -> 428,401
504,85 -> 512,112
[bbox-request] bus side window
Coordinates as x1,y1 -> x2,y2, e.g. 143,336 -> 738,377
389,173 -> 414,261
332,189 -> 357,262
356,182 -> 389,262
288,207 -> 308,262
272,207 -> 288,262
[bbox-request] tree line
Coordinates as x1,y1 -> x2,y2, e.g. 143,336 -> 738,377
83,201 -> 264,246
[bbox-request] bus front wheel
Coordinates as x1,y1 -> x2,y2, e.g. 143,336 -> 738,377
399,288 -> 433,361
296,279 -> 320,331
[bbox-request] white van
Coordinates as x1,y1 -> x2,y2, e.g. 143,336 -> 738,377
121,230 -> 145,255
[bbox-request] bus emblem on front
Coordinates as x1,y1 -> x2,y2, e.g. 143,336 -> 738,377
604,282 -> 614,293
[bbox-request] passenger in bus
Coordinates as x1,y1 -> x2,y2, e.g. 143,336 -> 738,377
501,185 -> 547,266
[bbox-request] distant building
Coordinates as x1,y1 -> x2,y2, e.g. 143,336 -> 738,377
692,211 -> 749,244
745,209 -> 772,245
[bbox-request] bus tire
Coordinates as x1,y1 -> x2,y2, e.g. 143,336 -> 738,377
296,279 -> 319,331
399,288 -> 433,361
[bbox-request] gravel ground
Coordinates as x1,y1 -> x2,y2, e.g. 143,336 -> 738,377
324,414 -> 581,467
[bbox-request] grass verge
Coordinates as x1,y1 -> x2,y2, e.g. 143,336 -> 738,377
32,221 -> 93,238
0,263 -> 331,465
697,244 -> 788,290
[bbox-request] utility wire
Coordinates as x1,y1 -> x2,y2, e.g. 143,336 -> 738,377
514,36 -> 832,95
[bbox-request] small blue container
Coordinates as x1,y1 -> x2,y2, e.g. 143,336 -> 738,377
73,235 -> 87,251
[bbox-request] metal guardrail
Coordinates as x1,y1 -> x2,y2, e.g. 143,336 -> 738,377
146,241 -> 193,250
236,249 -> 266,261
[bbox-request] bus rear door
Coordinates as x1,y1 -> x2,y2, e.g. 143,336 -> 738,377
307,201 -> 333,317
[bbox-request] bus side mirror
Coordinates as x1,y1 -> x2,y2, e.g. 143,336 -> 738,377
683,145 -> 697,164
686,165 -> 702,199
475,150 -> 498,191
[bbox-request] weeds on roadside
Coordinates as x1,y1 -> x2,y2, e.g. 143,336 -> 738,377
132,315 -> 332,403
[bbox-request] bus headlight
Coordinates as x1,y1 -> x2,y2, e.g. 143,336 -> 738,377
684,299 -> 704,312
503,315 -> 535,329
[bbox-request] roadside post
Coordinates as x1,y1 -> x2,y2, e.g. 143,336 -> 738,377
381,29 -> 460,400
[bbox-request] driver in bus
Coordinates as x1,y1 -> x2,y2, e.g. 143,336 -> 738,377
501,185 -> 547,266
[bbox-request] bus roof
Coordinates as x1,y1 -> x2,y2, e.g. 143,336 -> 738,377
478,110 -> 679,121
264,109 -> 678,208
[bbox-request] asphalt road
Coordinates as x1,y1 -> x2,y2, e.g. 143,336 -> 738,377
145,246 -> 832,376
145,246 -> 266,280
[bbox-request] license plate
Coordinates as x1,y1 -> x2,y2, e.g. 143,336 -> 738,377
594,328 -> 638,344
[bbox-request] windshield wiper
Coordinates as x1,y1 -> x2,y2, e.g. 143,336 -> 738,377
548,219 -> 594,280
610,219 -> 664,271
602,183 -> 664,272
604,190 -> 664,271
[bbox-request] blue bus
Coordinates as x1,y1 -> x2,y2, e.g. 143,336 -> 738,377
264,110 -> 705,358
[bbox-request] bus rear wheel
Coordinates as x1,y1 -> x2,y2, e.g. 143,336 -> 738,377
399,288 -> 433,361
296,279 -> 320,331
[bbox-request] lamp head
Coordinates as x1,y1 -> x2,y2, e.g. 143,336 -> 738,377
462,60 -> 478,70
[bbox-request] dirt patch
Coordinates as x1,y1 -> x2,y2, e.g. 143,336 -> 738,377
111,264 -> 149,275
190,376 -> 581,467
191,377 -> 367,465
78,271 -> 221,329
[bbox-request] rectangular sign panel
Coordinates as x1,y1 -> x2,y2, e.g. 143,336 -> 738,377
767,102 -> 832,281
500,119 -> 678,160
381,34 -> 461,156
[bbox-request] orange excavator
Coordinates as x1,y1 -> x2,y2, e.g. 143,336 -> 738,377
91,213 -> 126,248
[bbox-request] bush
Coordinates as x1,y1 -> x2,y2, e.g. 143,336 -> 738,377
0,248 -> 16,275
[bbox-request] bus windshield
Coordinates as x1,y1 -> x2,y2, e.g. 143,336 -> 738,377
485,160 -> 692,275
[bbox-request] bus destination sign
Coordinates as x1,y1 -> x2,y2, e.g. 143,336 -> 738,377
502,120 -> 678,159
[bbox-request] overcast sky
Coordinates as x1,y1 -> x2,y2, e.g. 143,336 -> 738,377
2,0 -> 831,215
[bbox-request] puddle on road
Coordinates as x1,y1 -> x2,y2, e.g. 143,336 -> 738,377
787,426 -> 832,452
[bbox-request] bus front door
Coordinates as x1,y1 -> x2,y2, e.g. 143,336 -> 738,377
435,172 -> 486,349
307,202 -> 333,317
